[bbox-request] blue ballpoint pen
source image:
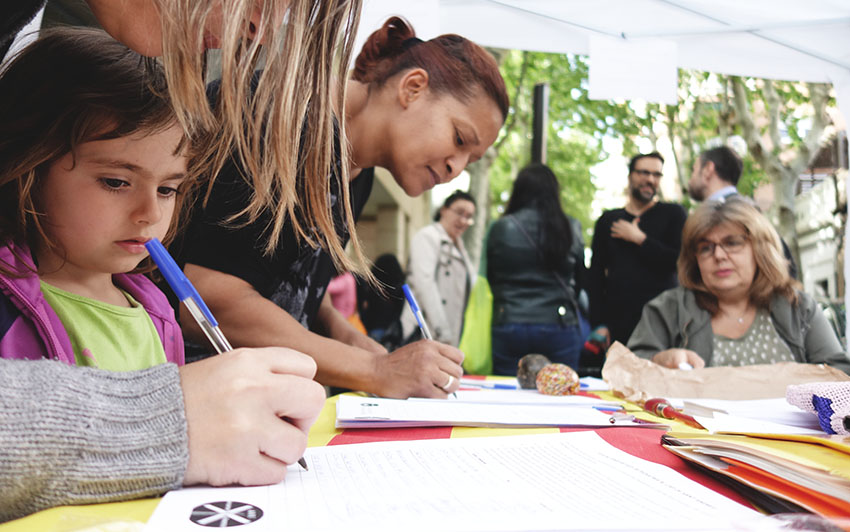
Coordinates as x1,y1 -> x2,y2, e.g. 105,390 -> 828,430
461,381 -> 517,390
145,239 -> 309,470
145,239 -> 232,354
402,284 -> 432,340
402,284 -> 457,398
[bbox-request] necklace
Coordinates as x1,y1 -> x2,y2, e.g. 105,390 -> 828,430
720,308 -> 748,324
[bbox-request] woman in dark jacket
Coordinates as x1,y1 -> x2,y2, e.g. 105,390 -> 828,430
487,164 -> 586,376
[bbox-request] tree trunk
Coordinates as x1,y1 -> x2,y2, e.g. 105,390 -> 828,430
730,78 -> 831,275
464,150 -> 497,272
463,47 -> 509,272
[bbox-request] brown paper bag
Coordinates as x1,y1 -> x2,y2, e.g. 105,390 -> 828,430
601,342 -> 850,402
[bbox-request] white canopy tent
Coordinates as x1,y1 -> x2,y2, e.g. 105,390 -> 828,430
357,0 -> 850,347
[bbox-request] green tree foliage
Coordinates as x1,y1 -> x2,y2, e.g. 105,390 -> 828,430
464,50 -> 835,274
484,50 -> 645,244
667,71 -> 832,260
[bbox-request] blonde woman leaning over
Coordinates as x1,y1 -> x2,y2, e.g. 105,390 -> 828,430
0,0 -> 361,521
628,198 -> 850,374
5,0 -> 363,272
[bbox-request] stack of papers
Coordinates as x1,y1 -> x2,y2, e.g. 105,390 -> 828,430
147,431 -> 773,531
335,394 -> 665,429
669,397 -> 824,434
663,431 -> 850,518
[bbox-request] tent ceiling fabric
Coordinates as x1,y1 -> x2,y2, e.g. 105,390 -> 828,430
359,0 -> 850,84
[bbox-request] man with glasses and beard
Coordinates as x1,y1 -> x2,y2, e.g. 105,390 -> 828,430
588,152 -> 687,346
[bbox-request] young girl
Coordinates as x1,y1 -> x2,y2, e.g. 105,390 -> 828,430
0,27 -> 190,370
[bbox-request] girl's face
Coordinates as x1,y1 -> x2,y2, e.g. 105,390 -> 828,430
384,79 -> 503,197
35,124 -> 188,281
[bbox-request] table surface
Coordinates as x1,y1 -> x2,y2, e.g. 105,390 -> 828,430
0,390 -> 747,531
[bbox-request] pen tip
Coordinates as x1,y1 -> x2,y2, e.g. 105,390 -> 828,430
298,457 -> 308,471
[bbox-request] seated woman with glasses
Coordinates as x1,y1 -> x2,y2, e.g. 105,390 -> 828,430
402,190 -> 477,346
628,198 -> 850,374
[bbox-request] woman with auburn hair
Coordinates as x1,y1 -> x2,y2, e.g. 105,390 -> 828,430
182,16 -> 509,399
628,198 -> 849,374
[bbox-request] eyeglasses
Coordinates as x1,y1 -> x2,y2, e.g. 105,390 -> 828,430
696,235 -> 748,259
449,207 -> 475,225
633,169 -> 663,179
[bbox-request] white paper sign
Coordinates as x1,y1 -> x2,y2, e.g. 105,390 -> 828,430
589,35 -> 678,105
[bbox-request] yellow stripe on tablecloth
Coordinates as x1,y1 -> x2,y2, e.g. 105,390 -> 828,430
0,498 -> 158,532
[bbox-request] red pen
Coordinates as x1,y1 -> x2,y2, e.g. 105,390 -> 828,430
643,398 -> 705,429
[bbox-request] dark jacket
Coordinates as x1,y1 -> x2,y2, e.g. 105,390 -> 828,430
487,208 -> 585,325
627,286 -> 850,374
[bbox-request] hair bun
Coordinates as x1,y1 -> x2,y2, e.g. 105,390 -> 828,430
353,16 -> 415,83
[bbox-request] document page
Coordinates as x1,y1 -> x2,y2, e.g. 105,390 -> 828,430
335,395 -> 649,428
449,388 -> 622,406
669,397 -> 823,433
146,431 -> 770,531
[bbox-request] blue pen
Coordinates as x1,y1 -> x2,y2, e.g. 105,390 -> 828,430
145,238 -> 233,354
403,283 -> 459,398
462,382 -> 517,390
402,284 -> 432,340
146,239 -> 310,471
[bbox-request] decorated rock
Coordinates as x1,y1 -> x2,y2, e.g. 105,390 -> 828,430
516,354 -> 552,389
535,363 -> 580,396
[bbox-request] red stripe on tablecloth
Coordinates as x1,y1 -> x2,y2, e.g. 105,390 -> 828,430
328,426 -> 454,445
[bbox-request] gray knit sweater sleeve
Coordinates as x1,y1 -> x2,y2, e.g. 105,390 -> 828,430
0,359 -> 188,523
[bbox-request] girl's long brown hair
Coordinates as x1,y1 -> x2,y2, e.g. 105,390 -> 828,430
0,27 -> 189,276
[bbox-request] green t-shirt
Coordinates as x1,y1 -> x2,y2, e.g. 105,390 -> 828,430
40,281 -> 167,371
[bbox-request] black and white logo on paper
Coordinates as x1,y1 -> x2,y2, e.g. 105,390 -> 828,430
189,501 -> 264,527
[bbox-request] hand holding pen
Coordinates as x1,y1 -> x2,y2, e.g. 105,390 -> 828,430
402,284 -> 458,397
145,239 -> 309,470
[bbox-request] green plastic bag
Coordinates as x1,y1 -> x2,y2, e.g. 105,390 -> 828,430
459,274 -> 493,375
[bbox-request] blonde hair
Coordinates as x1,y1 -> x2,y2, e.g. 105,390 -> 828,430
678,198 -> 799,314
156,0 -> 365,273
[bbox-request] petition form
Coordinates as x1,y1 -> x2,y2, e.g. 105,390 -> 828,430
147,431 -> 771,531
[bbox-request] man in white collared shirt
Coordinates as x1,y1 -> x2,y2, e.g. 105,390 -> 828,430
687,146 -> 743,202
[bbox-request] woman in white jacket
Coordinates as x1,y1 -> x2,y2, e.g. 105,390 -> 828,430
403,191 -> 477,346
